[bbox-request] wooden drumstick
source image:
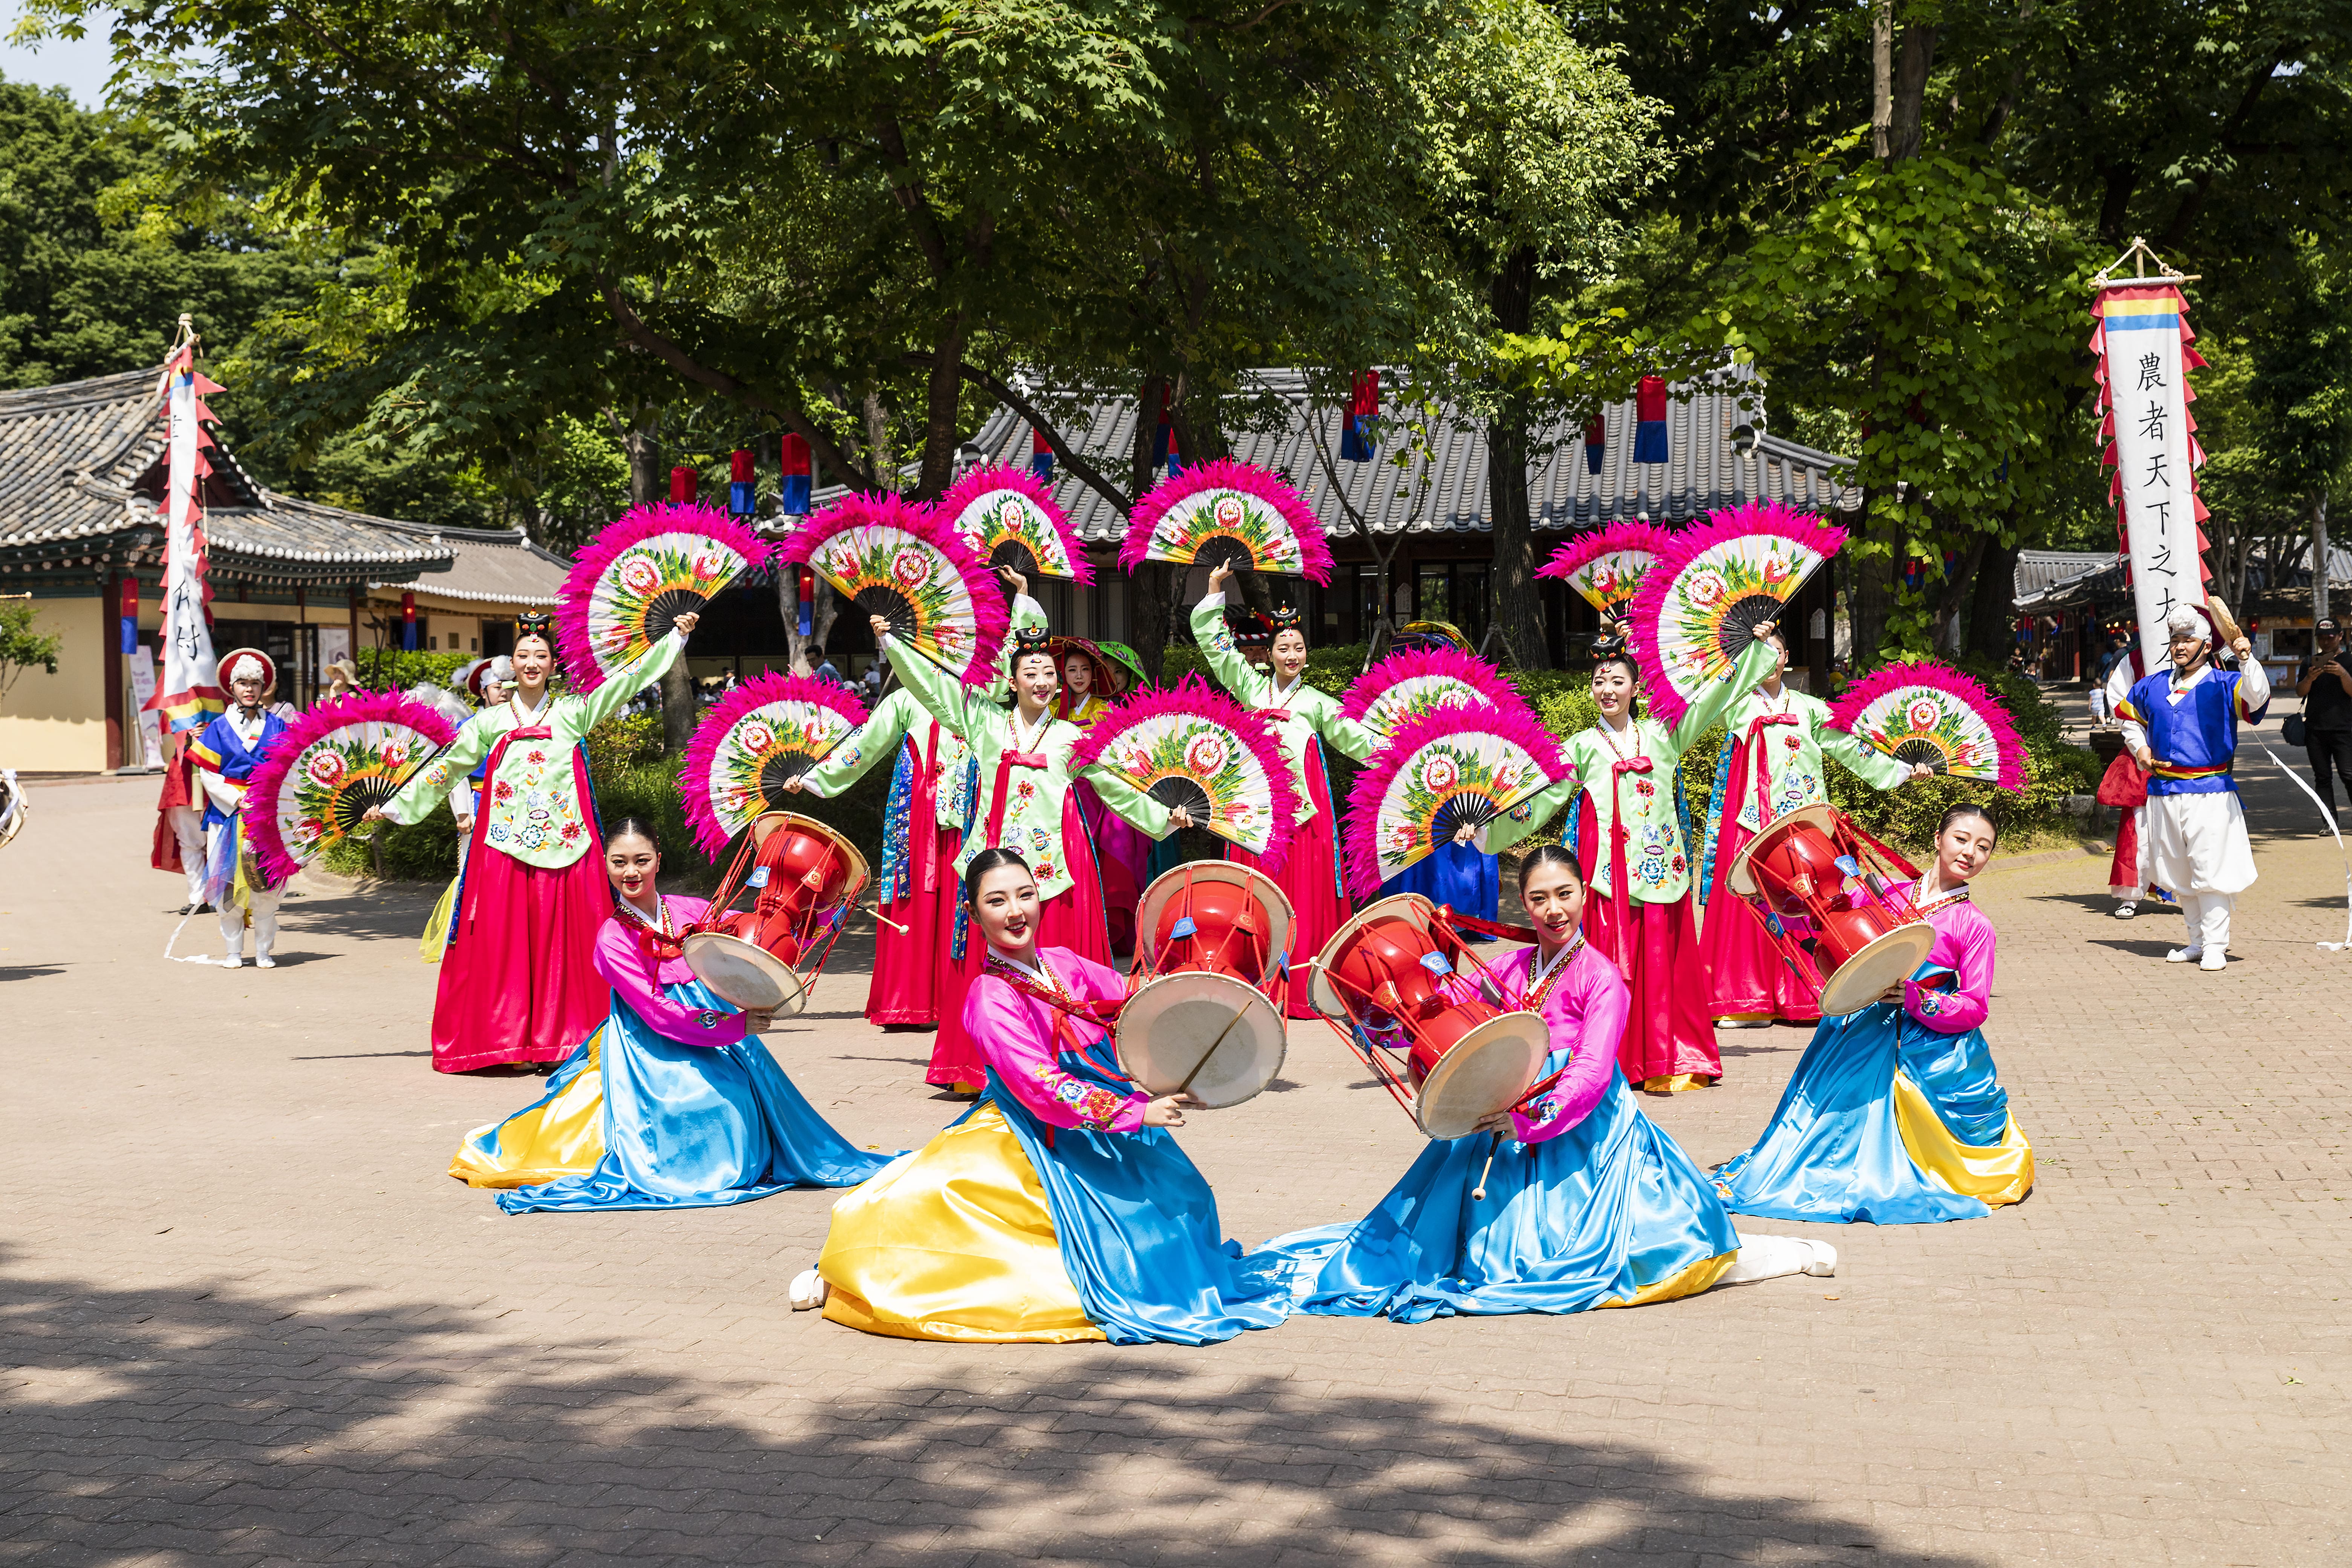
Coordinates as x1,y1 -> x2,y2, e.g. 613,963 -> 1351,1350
1471,1132 -> 1503,1201
1174,1001 -> 1255,1097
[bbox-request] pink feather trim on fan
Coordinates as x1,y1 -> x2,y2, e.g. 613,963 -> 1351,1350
245,692 -> 460,884
936,463 -> 1093,585
1119,457 -> 1335,584
556,500 -> 773,694
1340,702 -> 1568,899
1339,645 -> 1525,726
778,491 -> 1012,688
1627,499 -> 1846,727
1828,660 -> 2029,792
1068,674 -> 1301,874
1535,520 -> 1675,583
679,673 -> 870,855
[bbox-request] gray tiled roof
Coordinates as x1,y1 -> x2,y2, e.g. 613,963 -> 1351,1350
932,361 -> 1854,540
2014,550 -> 2119,602
368,522 -> 571,605
0,367 -> 451,576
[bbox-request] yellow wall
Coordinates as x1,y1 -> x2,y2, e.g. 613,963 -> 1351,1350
0,596 -> 106,772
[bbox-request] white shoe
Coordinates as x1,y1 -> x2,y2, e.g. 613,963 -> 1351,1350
788,1268 -> 829,1311
1803,1240 -> 1839,1278
220,953 -> 243,969
253,952 -> 276,969
2200,949 -> 2227,971
2166,946 -> 2202,963
2113,902 -> 2137,919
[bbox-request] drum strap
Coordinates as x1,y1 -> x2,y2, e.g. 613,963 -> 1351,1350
1745,711 -> 1802,830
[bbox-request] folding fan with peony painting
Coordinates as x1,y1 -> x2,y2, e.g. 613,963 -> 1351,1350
1341,706 -> 1568,899
1537,521 -> 1675,619
680,675 -> 871,855
938,464 -> 1093,583
245,693 -> 461,883
1828,661 -> 2026,790
1119,459 -> 1334,583
1340,646 -> 1528,743
1068,676 -> 1300,869
1628,501 -> 1845,728
779,492 -> 1011,686
557,501 -> 773,692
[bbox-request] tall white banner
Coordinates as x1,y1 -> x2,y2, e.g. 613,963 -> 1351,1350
2093,283 -> 2209,671
143,342 -> 226,730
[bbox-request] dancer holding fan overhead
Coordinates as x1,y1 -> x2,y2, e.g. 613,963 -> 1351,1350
870,615 -> 1190,1089
1190,562 -> 1376,1013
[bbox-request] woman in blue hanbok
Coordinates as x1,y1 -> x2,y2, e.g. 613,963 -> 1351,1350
1259,845 -> 1834,1321
801,847 -> 1292,1344
1712,804 -> 2034,1224
451,817 -> 896,1211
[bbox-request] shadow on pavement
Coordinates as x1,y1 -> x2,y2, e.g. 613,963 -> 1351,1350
0,1259 -> 1992,1567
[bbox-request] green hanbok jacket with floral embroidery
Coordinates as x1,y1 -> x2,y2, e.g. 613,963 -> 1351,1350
1189,592 -> 1377,824
382,629 -> 685,869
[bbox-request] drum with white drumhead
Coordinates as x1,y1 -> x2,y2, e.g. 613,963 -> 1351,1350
1113,863 -> 1294,1108
681,812 -> 869,1014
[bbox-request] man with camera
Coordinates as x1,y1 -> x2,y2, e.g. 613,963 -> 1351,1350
2294,617 -> 2352,823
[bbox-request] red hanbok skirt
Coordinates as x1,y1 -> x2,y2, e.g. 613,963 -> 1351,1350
870,820 -> 958,1029
433,838 -> 611,1073
1228,745 -> 1349,1020
1573,795 -> 1721,1089
926,793 -> 1113,1086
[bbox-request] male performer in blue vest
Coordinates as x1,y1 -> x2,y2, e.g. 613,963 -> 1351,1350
2115,604 -> 2269,971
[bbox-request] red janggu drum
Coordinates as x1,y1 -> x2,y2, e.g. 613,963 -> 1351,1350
1724,803 -> 1936,1016
679,811 -> 870,1014
1113,864 -> 1294,1109
1306,894 -> 1550,1139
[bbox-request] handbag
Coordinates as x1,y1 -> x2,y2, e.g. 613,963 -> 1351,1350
2285,712 -> 2308,747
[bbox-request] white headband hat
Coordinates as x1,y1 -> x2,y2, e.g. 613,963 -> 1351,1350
2165,605 -> 2209,640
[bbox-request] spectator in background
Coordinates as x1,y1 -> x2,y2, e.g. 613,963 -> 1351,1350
322,660 -> 359,704
812,646 -> 844,687
2296,617 -> 2352,822
2090,634 -> 2132,726
861,660 -> 884,703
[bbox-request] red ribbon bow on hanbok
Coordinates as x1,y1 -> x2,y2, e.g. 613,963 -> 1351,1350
1745,711 -> 1801,826
984,749 -> 1051,857
1604,755 -> 1655,971
460,724 -> 566,935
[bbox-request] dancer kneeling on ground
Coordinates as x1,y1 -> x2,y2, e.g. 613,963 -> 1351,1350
1256,844 -> 1834,1321
1712,804 -> 2034,1224
451,816 -> 898,1211
800,847 -> 1292,1344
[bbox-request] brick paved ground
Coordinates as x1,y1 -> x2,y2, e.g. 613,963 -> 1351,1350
4,730 -> 2347,1566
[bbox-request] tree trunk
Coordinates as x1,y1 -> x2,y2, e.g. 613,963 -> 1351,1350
621,410 -> 700,755
1849,496 -> 1899,671
2314,493 -> 2333,623
1938,532 -> 1987,656
1888,24 -> 1940,161
1486,246 -> 1549,669
1127,375 -> 1173,685
913,316 -> 966,500
1968,537 -> 2019,668
862,390 -> 896,487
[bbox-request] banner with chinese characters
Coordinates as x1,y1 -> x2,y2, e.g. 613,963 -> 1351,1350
2092,283 -> 2210,672
142,341 -> 228,730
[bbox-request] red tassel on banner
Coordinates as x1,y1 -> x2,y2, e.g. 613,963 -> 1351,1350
669,465 -> 698,504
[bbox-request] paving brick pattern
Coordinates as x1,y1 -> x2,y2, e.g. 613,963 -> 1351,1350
3,752 -> 2346,1566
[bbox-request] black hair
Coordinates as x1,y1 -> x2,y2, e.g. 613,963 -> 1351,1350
604,815 -> 662,851
1516,841 -> 1585,890
1935,803 -> 1998,844
962,846 -> 1033,904
1590,650 -> 1643,718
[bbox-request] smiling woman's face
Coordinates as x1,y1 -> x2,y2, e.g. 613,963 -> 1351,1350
971,862 -> 1041,954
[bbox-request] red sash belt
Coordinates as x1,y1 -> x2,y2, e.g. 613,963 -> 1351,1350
1605,755 -> 1654,971
1744,711 -> 1801,826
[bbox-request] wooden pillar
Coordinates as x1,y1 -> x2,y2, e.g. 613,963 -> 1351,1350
104,570 -> 125,771
348,585 -> 361,675
294,584 -> 308,706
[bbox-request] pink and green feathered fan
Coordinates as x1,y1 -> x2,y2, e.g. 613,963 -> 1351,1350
1829,661 -> 2027,790
244,692 -> 461,883
938,464 -> 1093,583
1340,645 -> 1528,743
1121,459 -> 1334,583
557,501 -> 772,692
1628,501 -> 1845,728
680,675 -> 872,854
1341,705 -> 1568,898
1069,675 -> 1301,869
779,493 -> 1011,687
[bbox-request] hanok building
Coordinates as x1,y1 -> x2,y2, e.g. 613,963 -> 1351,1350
0,368 -> 475,773
839,361 -> 1859,686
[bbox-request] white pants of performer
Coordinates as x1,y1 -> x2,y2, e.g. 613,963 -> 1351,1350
1720,1231 -> 1835,1285
2144,792 -> 2258,955
205,821 -> 283,964
166,804 -> 207,907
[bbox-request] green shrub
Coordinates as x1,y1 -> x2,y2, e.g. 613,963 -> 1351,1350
354,648 -> 475,691
584,712 -> 663,772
